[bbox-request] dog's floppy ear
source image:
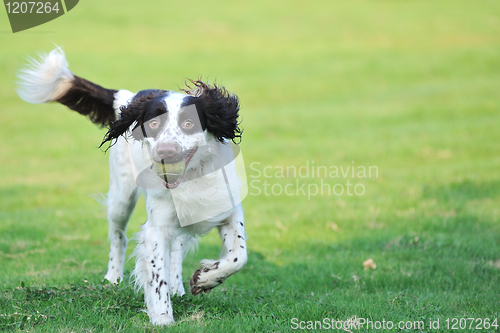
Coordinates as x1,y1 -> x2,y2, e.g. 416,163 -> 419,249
183,80 -> 242,143
100,90 -> 166,148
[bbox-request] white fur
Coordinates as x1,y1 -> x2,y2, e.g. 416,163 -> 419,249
105,129 -> 247,325
16,47 -> 74,104
109,96 -> 248,325
17,48 -> 248,326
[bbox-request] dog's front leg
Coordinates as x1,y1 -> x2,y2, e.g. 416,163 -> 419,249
140,197 -> 179,325
190,206 -> 247,295
141,223 -> 174,325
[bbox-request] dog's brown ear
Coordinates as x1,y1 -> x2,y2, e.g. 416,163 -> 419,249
100,90 -> 167,149
183,80 -> 242,143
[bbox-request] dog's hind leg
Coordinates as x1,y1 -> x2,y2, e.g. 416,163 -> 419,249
190,206 -> 247,295
104,137 -> 139,284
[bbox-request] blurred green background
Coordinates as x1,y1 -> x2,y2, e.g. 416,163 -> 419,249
1,0 -> 499,331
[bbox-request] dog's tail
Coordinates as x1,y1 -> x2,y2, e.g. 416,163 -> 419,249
16,47 -> 118,127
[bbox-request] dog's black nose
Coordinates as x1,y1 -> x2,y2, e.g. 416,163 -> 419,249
157,143 -> 179,160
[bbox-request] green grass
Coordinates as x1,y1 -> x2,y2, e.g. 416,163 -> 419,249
1,0 -> 500,331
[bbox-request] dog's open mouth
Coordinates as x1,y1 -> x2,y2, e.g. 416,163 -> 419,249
153,147 -> 198,189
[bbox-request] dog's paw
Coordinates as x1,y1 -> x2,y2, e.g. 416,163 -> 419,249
150,312 -> 174,326
190,260 -> 226,295
104,270 -> 122,285
171,281 -> 185,296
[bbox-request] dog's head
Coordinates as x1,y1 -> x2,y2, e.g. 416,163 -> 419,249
101,80 -> 241,188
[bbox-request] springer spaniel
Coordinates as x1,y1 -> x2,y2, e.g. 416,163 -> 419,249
16,48 -> 248,325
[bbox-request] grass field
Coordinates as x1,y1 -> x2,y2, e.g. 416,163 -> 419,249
1,0 -> 500,331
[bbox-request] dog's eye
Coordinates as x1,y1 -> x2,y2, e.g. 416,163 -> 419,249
182,119 -> 194,129
149,118 -> 160,129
